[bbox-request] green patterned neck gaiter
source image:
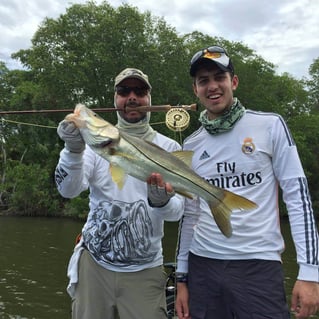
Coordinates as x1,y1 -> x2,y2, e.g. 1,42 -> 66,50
199,98 -> 245,135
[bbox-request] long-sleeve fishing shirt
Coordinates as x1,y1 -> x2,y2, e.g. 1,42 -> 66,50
176,109 -> 319,282
55,132 -> 184,272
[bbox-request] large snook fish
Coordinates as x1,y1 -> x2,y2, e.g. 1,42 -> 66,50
65,104 -> 257,237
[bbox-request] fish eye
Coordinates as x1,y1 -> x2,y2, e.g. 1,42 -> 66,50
94,114 -> 103,120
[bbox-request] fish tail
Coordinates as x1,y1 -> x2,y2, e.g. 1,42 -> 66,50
208,201 -> 233,238
223,191 -> 257,211
209,191 -> 257,238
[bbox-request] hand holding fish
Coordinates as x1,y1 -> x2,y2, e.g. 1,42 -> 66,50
57,120 -> 85,153
147,173 -> 175,207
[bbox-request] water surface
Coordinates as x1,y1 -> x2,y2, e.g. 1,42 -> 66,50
0,216 -> 318,319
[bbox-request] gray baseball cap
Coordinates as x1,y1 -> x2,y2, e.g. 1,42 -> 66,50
114,68 -> 152,89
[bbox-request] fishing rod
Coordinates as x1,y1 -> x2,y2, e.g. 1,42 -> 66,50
0,103 -> 198,115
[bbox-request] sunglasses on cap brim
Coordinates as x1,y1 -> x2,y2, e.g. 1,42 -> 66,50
190,46 -> 230,66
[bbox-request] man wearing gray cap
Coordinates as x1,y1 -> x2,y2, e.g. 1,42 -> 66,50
55,68 -> 184,319
175,46 -> 319,319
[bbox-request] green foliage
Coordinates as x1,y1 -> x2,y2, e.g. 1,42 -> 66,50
0,1 -> 318,218
0,62 -> 11,108
62,192 -> 89,220
305,57 -> 319,113
2,161 -> 60,216
288,114 -> 319,213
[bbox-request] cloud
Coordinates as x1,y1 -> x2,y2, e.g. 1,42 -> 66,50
0,0 -> 318,79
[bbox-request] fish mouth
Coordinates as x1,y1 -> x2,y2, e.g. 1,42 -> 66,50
99,139 -> 113,147
88,138 -> 113,148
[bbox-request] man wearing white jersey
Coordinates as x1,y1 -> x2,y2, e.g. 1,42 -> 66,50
175,46 -> 319,319
55,68 -> 184,319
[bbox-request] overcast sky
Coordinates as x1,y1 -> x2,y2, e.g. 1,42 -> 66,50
1,0 -> 318,79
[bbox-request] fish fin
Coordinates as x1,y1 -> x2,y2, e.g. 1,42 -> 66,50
109,164 -> 126,189
209,191 -> 257,238
171,150 -> 194,167
175,190 -> 194,199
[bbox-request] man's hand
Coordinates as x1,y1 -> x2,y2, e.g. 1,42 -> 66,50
176,283 -> 191,319
291,280 -> 319,318
57,120 -> 85,153
147,173 -> 175,207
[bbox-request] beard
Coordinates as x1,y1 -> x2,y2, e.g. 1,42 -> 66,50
120,101 -> 147,123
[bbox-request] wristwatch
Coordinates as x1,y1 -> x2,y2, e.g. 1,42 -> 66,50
176,272 -> 188,283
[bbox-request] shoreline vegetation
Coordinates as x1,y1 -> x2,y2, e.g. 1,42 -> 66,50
1,209 -> 317,221
1,3 -> 318,230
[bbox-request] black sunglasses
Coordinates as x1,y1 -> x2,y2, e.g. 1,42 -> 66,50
190,46 -> 229,66
116,86 -> 149,97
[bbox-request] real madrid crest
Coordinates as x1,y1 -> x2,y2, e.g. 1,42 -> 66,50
242,137 -> 255,154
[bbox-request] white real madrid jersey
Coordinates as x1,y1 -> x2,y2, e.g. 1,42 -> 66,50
177,109 -> 318,281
